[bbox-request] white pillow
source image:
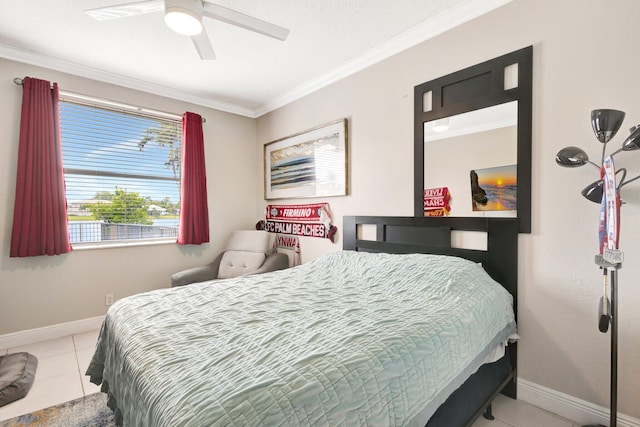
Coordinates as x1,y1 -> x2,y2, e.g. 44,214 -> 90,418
217,251 -> 266,279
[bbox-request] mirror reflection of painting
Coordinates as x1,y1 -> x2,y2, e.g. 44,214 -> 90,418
470,164 -> 517,211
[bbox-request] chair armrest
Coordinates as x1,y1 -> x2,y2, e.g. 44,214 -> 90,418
253,252 -> 289,275
171,253 -> 223,287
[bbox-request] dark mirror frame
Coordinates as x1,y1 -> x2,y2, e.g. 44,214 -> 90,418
414,46 -> 533,233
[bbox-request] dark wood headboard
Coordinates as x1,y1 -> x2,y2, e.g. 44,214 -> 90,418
343,215 -> 519,398
343,216 -> 517,304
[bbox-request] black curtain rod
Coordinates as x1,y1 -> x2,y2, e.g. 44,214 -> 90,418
12,77 -> 206,123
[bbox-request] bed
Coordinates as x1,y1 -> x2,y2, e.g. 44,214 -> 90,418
87,216 -> 518,426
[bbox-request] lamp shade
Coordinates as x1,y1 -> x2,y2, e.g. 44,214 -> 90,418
581,179 -> 604,203
622,124 -> 640,151
591,109 -> 625,143
556,146 -> 590,167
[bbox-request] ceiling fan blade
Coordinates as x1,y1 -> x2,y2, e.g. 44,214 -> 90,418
191,29 -> 216,60
85,0 -> 163,21
202,2 -> 289,41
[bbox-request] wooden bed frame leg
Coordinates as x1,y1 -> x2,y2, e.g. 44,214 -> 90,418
483,404 -> 495,421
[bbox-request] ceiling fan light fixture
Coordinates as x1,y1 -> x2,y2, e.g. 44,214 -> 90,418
432,118 -> 449,133
164,0 -> 203,36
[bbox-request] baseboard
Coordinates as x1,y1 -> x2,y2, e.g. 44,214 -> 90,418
519,378 -> 640,427
0,316 -> 105,351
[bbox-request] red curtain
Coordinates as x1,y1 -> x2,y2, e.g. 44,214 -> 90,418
10,77 -> 72,257
177,112 -> 210,245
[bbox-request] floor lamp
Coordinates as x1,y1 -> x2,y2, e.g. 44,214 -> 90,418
556,109 -> 640,427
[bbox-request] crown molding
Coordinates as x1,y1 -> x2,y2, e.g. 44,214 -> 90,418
0,42 -> 256,118
1,0 -> 512,119
254,0 -> 513,117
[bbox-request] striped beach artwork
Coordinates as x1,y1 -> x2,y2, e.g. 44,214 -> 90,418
270,132 -> 340,191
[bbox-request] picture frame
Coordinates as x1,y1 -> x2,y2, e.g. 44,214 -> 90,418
264,119 -> 348,200
470,164 -> 517,211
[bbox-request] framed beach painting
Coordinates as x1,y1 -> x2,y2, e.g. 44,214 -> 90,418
264,119 -> 348,200
470,164 -> 517,211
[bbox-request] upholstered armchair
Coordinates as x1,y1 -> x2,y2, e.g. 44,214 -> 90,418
171,230 -> 289,287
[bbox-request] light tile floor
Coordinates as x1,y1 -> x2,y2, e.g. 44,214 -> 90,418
0,330 -> 101,421
1,332 -> 582,426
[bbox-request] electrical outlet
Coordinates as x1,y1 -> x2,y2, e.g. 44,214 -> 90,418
105,294 -> 114,306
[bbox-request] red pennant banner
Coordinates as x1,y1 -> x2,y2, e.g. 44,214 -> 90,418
264,203 -> 337,242
424,187 -> 451,216
265,220 -> 335,240
266,203 -> 332,222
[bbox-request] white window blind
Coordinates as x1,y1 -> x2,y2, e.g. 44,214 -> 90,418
59,99 -> 182,245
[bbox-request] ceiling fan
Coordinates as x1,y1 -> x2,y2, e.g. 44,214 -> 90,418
85,0 -> 290,60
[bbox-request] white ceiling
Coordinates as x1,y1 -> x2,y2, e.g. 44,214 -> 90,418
0,0 -> 511,118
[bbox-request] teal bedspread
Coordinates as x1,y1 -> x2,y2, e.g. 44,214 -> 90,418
87,251 -> 516,426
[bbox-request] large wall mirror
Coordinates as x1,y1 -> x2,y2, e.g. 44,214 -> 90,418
414,46 -> 533,233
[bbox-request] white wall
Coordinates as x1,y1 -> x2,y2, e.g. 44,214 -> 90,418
256,0 -> 640,419
0,58 -> 259,336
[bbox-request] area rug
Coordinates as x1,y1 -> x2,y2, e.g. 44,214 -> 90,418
0,393 -> 114,427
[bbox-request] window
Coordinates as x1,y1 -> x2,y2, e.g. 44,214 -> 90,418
59,99 -> 181,245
